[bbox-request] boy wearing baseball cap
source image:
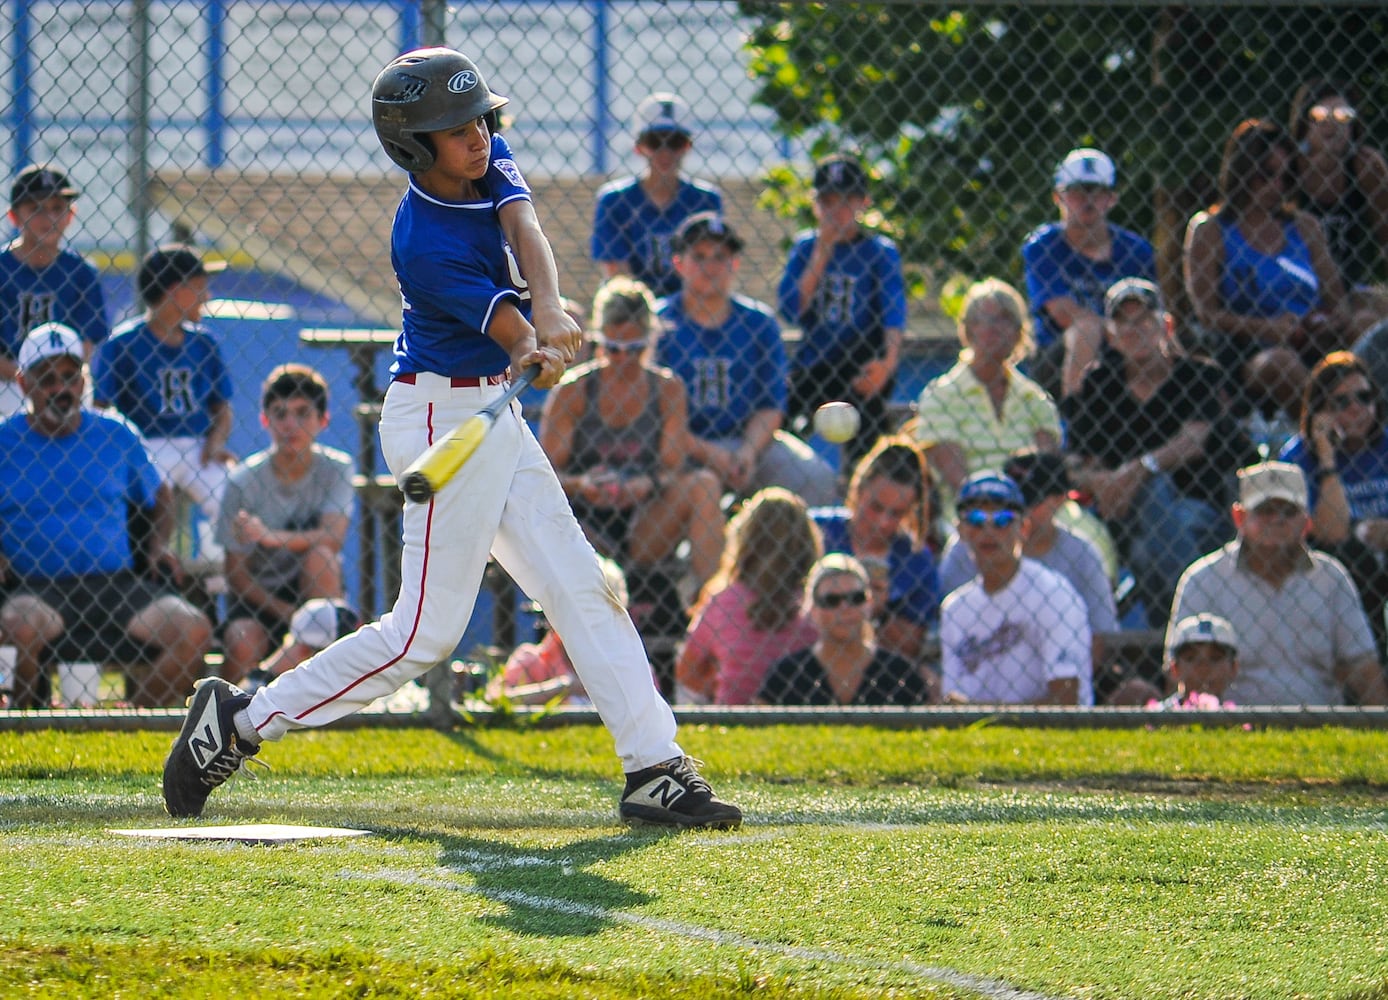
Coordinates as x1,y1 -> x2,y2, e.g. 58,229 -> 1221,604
0,164 -> 109,417
778,152 -> 907,464
1020,147 -> 1156,400
1150,613 -> 1239,710
939,471 -> 1093,705
591,92 -> 722,297
92,243 -> 234,548
657,211 -> 838,506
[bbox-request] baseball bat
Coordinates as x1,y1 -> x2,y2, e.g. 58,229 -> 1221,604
399,367 -> 538,503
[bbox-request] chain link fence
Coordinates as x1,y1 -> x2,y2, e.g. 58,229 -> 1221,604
1,0 -> 1386,715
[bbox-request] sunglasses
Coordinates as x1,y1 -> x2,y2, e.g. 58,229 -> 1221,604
641,133 -> 690,152
960,508 -> 1020,529
815,590 -> 868,609
603,339 -> 648,353
1309,105 -> 1357,124
1327,389 -> 1375,413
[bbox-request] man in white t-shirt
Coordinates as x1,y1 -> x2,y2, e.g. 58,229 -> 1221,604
940,470 -> 1093,705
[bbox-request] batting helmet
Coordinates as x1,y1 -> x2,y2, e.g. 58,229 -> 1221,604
371,47 -> 509,172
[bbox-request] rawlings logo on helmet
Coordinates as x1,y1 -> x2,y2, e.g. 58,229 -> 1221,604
448,70 -> 479,94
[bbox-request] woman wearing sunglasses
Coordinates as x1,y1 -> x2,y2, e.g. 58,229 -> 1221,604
756,553 -> 931,706
939,472 -> 1093,706
1280,351 -> 1388,655
1288,79 -> 1388,314
541,276 -> 724,594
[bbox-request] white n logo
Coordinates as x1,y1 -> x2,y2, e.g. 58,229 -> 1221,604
645,777 -> 684,808
188,696 -> 224,769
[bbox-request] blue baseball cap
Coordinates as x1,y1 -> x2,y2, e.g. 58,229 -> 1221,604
957,471 -> 1025,511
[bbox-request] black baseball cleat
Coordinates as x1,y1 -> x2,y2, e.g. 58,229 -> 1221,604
162,677 -> 265,818
619,756 -> 742,830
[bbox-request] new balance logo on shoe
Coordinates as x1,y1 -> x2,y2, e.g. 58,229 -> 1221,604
640,777 -> 685,809
619,756 -> 741,830
188,697 -> 224,770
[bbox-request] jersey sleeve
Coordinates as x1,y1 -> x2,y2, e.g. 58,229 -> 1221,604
487,134 -> 532,211
323,451 -> 357,517
207,336 -> 234,407
91,337 -> 121,405
69,260 -> 110,346
1021,228 -> 1069,310
749,307 -> 789,413
590,184 -> 625,263
777,235 -> 814,324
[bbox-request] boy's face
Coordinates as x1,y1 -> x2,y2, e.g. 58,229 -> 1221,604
1171,642 -> 1237,697
424,117 -> 491,183
165,275 -> 210,324
673,239 -> 738,300
9,195 -> 75,250
813,190 -> 866,238
262,395 -> 327,452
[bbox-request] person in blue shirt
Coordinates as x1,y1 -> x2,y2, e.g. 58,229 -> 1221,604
93,244 -> 234,530
0,323 -> 210,708
591,92 -> 722,297
779,153 -> 907,464
162,48 -> 740,831
0,164 -> 109,417
811,435 -> 939,670
1021,147 -> 1156,400
1185,119 -> 1348,422
656,211 -> 838,507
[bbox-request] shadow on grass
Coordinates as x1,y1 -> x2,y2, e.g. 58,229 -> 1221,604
370,824 -> 678,938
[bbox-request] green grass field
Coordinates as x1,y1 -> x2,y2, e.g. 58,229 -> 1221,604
2,723 -> 1386,999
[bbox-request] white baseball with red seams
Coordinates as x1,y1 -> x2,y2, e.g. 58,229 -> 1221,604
813,401 -> 860,443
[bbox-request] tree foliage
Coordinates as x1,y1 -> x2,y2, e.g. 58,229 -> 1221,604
739,2 -> 1388,305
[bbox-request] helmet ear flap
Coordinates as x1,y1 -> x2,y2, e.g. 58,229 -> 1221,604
483,109 -> 501,135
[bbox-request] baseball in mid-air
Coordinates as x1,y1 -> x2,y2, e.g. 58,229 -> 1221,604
813,401 -> 861,443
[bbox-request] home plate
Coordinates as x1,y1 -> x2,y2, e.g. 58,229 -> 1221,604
108,824 -> 371,843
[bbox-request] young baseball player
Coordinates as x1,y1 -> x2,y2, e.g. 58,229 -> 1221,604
590,92 -> 722,298
163,47 -> 741,830
1,164 -> 109,417
92,244 -> 234,534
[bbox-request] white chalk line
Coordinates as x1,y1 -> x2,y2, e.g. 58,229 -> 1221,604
343,859 -> 1075,1000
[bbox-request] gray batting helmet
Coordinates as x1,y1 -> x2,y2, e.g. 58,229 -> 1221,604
371,47 -> 509,172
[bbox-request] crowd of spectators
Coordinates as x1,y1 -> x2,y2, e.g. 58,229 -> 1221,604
5,73 -> 1388,711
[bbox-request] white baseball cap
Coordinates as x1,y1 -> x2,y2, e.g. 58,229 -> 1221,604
633,92 -> 692,139
18,322 -> 84,372
1054,147 -> 1116,190
289,599 -> 361,650
1237,461 -> 1308,511
1168,613 -> 1239,658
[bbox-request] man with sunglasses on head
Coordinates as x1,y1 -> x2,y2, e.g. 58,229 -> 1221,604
939,471 -> 1093,705
1169,461 -> 1384,706
1021,147 -> 1156,400
591,93 -> 722,298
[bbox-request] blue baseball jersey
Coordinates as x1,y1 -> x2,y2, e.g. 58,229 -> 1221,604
92,318 -> 233,440
0,410 -> 161,578
590,176 -> 722,297
655,293 -> 787,440
0,244 -> 109,359
1020,222 -> 1155,347
778,230 -> 908,370
391,133 -> 533,379
812,508 -> 940,626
